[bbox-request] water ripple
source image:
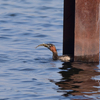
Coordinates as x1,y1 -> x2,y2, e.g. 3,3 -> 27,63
0,0 -> 99,100
0,54 -> 9,63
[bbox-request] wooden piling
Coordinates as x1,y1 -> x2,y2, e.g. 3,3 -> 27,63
63,0 -> 75,60
74,0 -> 99,62
63,0 -> 99,62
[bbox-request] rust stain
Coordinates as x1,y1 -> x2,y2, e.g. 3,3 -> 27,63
75,0 -> 99,62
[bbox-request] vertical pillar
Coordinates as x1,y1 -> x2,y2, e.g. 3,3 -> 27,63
63,0 -> 75,59
74,0 -> 99,62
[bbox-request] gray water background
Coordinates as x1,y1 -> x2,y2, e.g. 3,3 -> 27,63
0,0 -> 100,100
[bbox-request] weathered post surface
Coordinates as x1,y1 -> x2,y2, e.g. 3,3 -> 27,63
63,0 -> 75,59
74,0 -> 99,62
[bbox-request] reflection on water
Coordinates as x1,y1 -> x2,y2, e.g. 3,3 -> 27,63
0,0 -> 100,99
50,62 -> 100,99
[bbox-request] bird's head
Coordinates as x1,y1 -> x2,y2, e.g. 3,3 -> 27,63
36,43 -> 57,53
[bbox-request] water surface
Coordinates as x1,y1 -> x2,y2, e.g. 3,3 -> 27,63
0,0 -> 100,100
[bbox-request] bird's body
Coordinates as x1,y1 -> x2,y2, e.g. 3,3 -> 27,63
36,43 -> 71,62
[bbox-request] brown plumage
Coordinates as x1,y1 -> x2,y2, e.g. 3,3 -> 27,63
35,43 -> 71,62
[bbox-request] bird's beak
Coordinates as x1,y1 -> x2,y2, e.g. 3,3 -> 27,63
35,43 -> 49,48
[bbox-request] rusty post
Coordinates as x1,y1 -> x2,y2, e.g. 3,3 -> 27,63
74,0 -> 99,62
63,0 -> 75,59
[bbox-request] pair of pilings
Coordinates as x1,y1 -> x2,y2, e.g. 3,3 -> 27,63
63,0 -> 99,62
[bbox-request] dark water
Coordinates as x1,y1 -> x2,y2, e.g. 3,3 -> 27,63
0,0 -> 100,100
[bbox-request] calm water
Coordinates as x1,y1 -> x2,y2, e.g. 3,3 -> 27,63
0,0 -> 100,100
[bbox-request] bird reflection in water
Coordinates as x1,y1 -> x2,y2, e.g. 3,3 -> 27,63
49,62 -> 100,99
